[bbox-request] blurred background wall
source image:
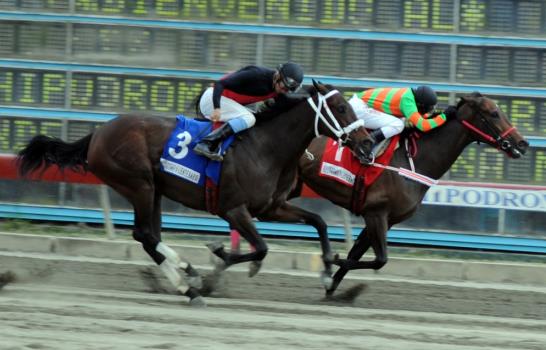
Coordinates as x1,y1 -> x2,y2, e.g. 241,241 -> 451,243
0,0 -> 544,239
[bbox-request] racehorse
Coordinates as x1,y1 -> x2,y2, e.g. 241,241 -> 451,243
296,92 -> 529,296
16,81 -> 373,306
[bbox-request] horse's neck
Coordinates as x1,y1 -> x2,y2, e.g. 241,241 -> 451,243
251,102 -> 316,164
400,120 -> 472,180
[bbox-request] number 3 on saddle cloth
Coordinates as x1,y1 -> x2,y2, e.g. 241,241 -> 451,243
318,135 -> 400,214
159,115 -> 235,214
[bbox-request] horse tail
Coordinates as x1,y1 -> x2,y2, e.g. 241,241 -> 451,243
17,133 -> 93,178
192,88 -> 207,117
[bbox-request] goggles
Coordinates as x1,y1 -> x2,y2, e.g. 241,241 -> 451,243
280,74 -> 300,92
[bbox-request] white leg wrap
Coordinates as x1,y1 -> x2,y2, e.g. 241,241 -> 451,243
156,242 -> 181,265
179,261 -> 189,270
159,260 -> 182,288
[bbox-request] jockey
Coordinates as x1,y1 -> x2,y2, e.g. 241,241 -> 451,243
193,62 -> 304,161
348,86 -> 448,147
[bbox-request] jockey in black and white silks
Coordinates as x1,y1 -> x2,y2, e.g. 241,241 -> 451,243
193,62 -> 304,161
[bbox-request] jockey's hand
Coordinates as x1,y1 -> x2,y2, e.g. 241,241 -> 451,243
443,105 -> 458,120
211,108 -> 221,122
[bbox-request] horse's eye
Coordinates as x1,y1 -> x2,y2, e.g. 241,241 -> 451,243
491,111 -> 500,119
337,105 -> 346,113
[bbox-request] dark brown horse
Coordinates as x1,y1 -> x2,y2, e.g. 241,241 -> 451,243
16,82 -> 373,306
297,92 -> 529,296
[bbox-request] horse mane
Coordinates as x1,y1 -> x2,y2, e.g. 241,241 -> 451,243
254,85 -> 319,123
456,91 -> 482,109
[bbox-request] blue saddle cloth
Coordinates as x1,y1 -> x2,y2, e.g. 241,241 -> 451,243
160,115 -> 235,186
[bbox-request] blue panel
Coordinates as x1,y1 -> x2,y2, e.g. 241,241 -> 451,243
0,204 -> 544,254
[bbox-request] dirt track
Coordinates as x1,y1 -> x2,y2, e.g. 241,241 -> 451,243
1,254 -> 545,350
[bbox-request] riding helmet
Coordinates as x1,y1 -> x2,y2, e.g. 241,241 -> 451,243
412,85 -> 437,113
278,62 -> 304,92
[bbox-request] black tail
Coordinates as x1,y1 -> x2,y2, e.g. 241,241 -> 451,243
17,133 -> 93,178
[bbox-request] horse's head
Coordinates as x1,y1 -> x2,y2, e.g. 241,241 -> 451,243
455,92 -> 529,159
308,80 -> 373,163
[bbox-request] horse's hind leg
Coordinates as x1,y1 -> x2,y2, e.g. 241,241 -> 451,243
207,204 -> 268,277
257,202 -> 335,289
150,191 -> 203,292
107,176 -> 204,306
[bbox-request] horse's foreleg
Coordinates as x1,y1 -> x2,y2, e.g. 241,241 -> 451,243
330,215 -> 388,295
257,202 -> 334,289
208,205 -> 268,277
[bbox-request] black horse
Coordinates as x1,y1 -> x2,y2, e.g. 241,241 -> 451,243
296,92 -> 529,296
17,81 -> 373,306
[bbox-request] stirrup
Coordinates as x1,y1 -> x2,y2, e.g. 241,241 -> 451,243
194,143 -> 223,161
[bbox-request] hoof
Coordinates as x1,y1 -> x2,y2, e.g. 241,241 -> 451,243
185,275 -> 203,290
214,259 -> 227,273
320,270 -> 333,290
189,295 -> 207,308
248,261 -> 262,277
184,287 -> 206,307
183,264 -> 202,289
206,241 -> 225,254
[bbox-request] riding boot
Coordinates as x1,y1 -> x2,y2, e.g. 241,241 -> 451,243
369,129 -> 386,147
193,123 -> 234,161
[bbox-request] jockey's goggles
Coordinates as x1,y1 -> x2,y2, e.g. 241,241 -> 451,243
280,75 -> 301,92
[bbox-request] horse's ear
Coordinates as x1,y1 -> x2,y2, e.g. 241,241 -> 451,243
312,79 -> 320,91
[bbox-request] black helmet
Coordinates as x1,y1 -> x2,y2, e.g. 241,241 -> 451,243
412,86 -> 437,114
278,62 -> 304,92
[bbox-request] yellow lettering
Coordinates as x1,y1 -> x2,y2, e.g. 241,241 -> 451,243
535,150 -> 546,182
40,121 -> 63,138
75,0 -> 99,11
451,147 -> 476,179
404,0 -> 429,29
19,72 -> 37,103
99,28 -> 121,52
71,75 -> 95,107
181,0 -> 208,18
238,0 -> 259,20
211,0 -> 236,19
131,0 -> 148,15
177,81 -> 206,114
266,0 -> 290,21
347,0 -> 373,25
156,0 -> 180,17
321,0 -> 345,24
0,119 -> 10,151
460,0 -> 486,32
431,0 -> 453,30
42,73 -> 65,105
293,0 -> 315,23
14,120 -> 38,150
150,80 -> 175,112
510,99 -> 535,134
102,0 -> 125,14
123,79 -> 148,110
97,76 -> 120,108
0,72 -> 13,103
477,148 -> 503,181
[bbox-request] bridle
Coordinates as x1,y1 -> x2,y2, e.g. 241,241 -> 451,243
307,90 -> 364,145
459,103 -> 516,152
